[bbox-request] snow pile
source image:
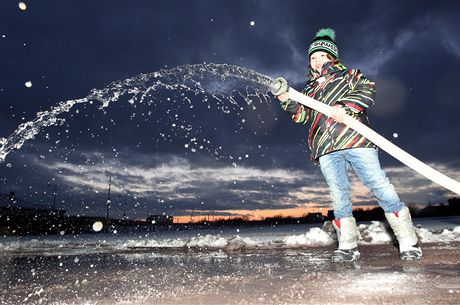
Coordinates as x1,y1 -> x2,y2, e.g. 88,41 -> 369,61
225,235 -> 259,250
284,227 -> 334,247
417,226 -> 460,243
358,221 -> 393,244
186,235 -> 228,248
282,221 -> 460,248
1,221 -> 459,255
358,222 -> 460,244
121,238 -> 188,249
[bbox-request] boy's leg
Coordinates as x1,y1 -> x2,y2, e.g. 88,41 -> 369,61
346,148 -> 421,260
319,151 -> 353,219
346,148 -> 404,213
319,152 -> 359,262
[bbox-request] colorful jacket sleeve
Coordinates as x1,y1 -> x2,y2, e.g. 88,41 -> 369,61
280,97 -> 310,124
335,69 -> 375,114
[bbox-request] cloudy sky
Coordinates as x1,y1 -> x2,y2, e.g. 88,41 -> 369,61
1,0 -> 459,222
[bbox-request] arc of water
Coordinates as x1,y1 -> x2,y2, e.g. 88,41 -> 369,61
0,64 -> 274,163
271,77 -> 460,195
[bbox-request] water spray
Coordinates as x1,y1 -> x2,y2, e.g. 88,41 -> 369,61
270,77 -> 460,195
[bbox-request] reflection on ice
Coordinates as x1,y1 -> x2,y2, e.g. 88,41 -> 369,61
2,240 -> 460,304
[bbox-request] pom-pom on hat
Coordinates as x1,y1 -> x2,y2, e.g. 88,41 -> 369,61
308,28 -> 338,59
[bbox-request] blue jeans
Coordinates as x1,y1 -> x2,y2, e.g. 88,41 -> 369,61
319,148 -> 405,219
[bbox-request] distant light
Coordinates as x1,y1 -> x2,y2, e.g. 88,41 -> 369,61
92,221 -> 103,232
18,2 -> 27,10
25,81 -> 32,88
393,133 -> 399,138
250,21 -> 255,26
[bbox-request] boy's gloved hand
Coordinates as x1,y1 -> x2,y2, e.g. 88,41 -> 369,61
331,104 -> 347,123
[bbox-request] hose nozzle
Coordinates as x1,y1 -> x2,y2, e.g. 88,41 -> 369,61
270,77 -> 289,96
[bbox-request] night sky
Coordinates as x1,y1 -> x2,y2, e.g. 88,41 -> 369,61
1,0 -> 459,221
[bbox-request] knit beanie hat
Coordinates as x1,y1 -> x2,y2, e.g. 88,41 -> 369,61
308,28 -> 338,59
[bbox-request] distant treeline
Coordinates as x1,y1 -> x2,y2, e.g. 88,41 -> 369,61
350,197 -> 460,221
193,197 -> 460,226
1,195 -> 459,235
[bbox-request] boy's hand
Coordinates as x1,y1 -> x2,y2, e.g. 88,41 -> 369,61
277,92 -> 290,102
331,105 -> 346,123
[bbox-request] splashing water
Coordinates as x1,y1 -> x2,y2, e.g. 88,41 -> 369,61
0,63 -> 276,163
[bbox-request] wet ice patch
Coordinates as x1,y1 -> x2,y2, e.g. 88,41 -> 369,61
347,272 -> 417,295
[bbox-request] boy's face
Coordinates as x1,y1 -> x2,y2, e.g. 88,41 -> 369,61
310,51 -> 331,73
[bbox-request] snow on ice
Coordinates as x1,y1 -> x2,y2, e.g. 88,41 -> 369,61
1,219 -> 459,255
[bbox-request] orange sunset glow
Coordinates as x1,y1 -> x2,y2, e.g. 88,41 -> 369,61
172,204 -> 379,223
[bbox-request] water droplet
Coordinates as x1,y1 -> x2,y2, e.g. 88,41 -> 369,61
92,221 -> 103,232
18,2 -> 27,10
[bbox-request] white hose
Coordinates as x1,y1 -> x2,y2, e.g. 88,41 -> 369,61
287,88 -> 460,196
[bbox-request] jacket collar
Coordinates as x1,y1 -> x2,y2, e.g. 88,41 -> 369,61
308,61 -> 347,81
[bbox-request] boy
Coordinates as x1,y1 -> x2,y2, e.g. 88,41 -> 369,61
277,28 -> 422,262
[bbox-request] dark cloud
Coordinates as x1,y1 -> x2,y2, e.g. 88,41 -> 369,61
1,1 -> 459,219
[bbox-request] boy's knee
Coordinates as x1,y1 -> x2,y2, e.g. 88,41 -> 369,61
365,170 -> 389,189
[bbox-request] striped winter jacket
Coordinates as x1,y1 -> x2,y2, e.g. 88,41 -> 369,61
281,62 -> 376,161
